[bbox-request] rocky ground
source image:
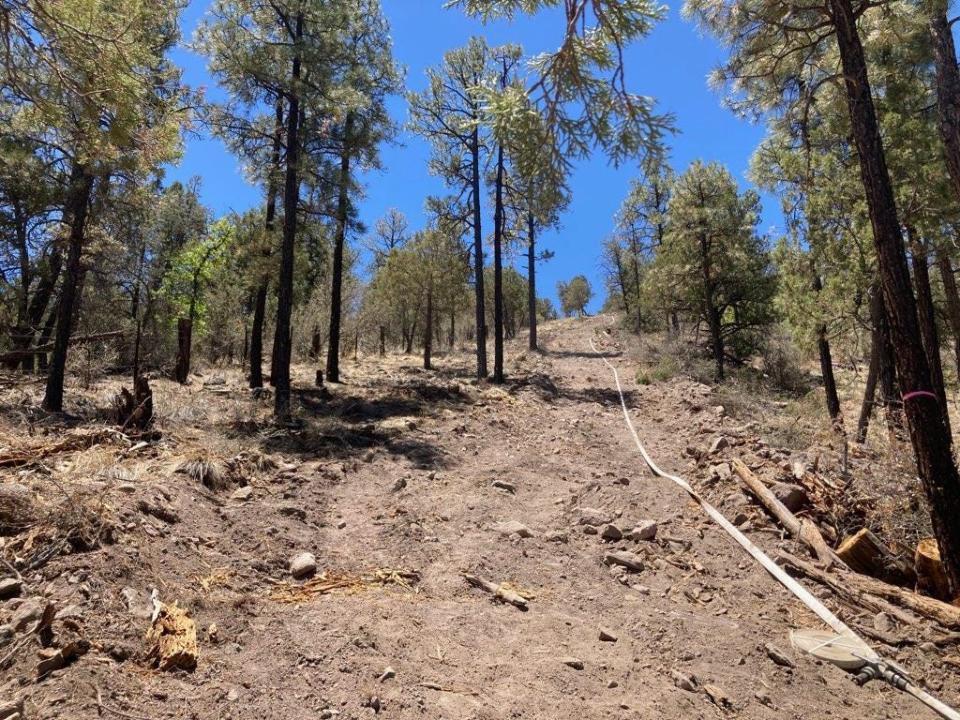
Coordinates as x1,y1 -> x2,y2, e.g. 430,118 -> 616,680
0,315 -> 957,720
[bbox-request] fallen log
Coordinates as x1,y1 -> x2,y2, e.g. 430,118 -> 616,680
732,459 -> 841,568
0,330 -> 123,363
916,538 -> 952,601
780,550 -> 960,629
463,573 -> 528,610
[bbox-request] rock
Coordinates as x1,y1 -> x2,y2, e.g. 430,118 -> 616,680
600,524 -> 623,541
709,436 -> 729,454
873,611 -> 893,634
771,482 -> 808,513
121,587 -> 153,619
11,597 -> 44,632
391,478 -> 407,493
546,530 -> 568,544
55,605 -> 83,621
704,684 -> 732,709
227,689 -> 240,702
755,688 -> 773,706
709,463 -> 732,482
578,508 -> 612,526
561,656 -> 584,670
0,578 -> 22,600
608,680 -> 619,688
230,486 -> 253,501
337,520 -> 347,530
791,458 -> 808,480
289,552 -> 317,579
627,520 -> 658,542
494,521 -> 535,538
765,643 -> 795,668
583,525 -> 599,535
599,627 -> 618,642
379,666 -> 396,682
0,624 -> 13,646
671,670 -> 698,692
492,480 -> 516,493
604,551 -> 644,573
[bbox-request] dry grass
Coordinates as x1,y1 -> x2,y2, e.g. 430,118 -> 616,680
269,568 -> 420,604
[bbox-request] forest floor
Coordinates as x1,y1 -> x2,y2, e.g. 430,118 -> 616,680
0,315 -> 957,720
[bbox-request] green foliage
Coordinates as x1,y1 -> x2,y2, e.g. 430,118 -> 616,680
558,275 -> 593,317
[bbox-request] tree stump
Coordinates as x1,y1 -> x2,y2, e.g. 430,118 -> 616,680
836,528 -> 916,586
115,375 -> 153,431
916,538 -> 952,601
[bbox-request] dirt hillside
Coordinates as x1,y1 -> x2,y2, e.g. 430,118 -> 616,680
0,315 -> 955,719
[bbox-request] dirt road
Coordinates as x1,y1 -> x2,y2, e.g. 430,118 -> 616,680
2,316 -> 951,719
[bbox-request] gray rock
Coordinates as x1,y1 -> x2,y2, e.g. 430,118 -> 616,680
546,530 -> 568,544
11,598 -> 44,632
230,486 -> 253,501
121,587 -> 153,619
583,525 -> 599,535
494,521 -> 535,538
289,552 -> 318,579
709,463 -> 732,482
599,627 -> 618,642
492,480 -> 516,493
765,643 -> 795,668
600,524 -> 623,541
561,656 -> 584,670
771,483 -> 808,513
671,670 -> 698,692
578,507 -> 612,526
604,551 -> 644,573
628,520 -> 658,542
709,436 -> 729,454
0,578 -> 22,600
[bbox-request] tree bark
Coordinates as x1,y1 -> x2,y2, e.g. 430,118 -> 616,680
930,7 -> 960,207
908,229 -> 949,426
43,164 -> 93,412
856,331 -> 880,443
812,274 -> 841,420
830,0 -> 960,595
251,97 -> 283,390
697,229 -> 724,381
327,112 -> 354,384
937,250 -> 960,378
492,143 -> 505,383
175,317 -> 192,384
273,11 -> 303,421
379,325 -> 386,356
423,286 -> 433,370
527,213 -> 538,351
470,126 -> 487,379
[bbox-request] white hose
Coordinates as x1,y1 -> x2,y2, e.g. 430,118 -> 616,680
589,338 -> 960,720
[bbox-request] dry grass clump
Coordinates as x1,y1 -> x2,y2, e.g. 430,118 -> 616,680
177,455 -> 228,491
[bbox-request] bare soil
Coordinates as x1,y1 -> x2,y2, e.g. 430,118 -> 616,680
0,316 -> 956,719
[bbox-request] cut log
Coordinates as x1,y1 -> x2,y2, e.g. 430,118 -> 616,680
916,538 -> 952,602
144,601 -> 198,671
463,573 -> 529,610
836,528 -> 916,587
732,459 -> 841,568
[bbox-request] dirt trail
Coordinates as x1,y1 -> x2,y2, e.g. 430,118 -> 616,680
1,316 -> 951,719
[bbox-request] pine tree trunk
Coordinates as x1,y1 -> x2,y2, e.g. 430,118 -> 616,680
930,8 -> 960,205
327,112 -> 354,384
936,250 -> 960,378
908,229 -> 949,425
175,317 -> 192,384
812,274 -> 841,420
471,127 -> 487,379
249,280 -> 268,388
527,213 -> 538,351
857,333 -> 880,443
492,144 -> 505,384
273,12 -> 303,421
43,164 -> 93,412
697,231 -> 724,381
379,325 -> 386,356
868,282 -> 901,432
424,287 -> 433,370
831,0 -> 960,595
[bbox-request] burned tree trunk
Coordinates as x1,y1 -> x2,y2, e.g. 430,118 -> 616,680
115,375 -> 153,431
527,213 -> 538,351
326,112 -> 354,385
856,333 -> 880,443
423,287 -> 433,371
493,143 -> 505,384
175,318 -> 192,384
470,127 -> 487,379
831,0 -> 960,595
812,273 -> 841,421
937,250 -> 960,378
908,230 -> 949,428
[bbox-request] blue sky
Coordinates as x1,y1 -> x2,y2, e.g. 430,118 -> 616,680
168,0 -> 778,313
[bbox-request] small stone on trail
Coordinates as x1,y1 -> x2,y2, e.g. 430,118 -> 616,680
227,689 -> 240,702
709,463 -> 732,482
0,578 -> 22,600
546,530 -> 568,543
627,520 -> 658,542
765,643 -> 795,668
578,507 -> 612,526
492,480 -> 516,493
290,552 -> 317,579
121,587 -> 153,619
671,670 -> 698,692
709,437 -> 729,454
379,666 -> 396,682
494,521 -> 535,538
391,478 -> 407,493
561,656 -> 584,670
771,482 -> 808,513
873,612 -> 893,634
230,486 -> 253,501
599,627 -> 618,642
337,520 -> 347,529
600,524 -> 623,541
604,551 -> 644,573
608,680 -> 619,688
583,525 -> 599,536
755,688 -> 773,706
